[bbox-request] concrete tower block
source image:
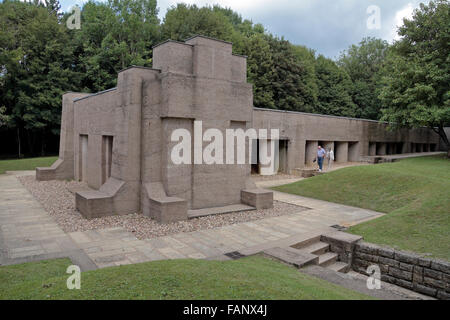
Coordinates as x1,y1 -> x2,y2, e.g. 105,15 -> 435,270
185,35 -> 233,81
231,54 -> 247,83
36,92 -> 90,181
152,40 -> 193,75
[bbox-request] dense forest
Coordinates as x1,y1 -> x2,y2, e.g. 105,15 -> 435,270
1,0 -> 449,157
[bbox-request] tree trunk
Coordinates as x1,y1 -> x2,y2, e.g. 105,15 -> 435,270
26,130 -> 35,156
16,127 -> 21,158
41,130 -> 46,157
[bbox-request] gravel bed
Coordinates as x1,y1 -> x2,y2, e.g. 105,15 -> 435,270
18,175 -> 307,240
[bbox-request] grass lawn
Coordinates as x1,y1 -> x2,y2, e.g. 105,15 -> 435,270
0,256 -> 372,300
0,156 -> 57,174
273,155 -> 450,260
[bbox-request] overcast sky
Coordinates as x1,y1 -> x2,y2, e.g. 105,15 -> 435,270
56,0 -> 430,58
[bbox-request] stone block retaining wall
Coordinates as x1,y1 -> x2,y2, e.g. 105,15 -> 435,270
352,241 -> 450,299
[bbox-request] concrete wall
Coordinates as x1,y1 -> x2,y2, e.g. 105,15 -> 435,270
252,109 -> 440,173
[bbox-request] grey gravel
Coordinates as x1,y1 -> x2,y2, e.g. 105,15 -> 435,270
18,175 -> 306,240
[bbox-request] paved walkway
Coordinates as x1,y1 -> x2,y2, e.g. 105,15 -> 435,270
0,173 -> 96,270
0,172 -> 384,269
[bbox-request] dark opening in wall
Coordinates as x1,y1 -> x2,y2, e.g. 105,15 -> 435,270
278,140 -> 289,174
251,139 -> 260,174
102,135 -> 113,184
396,142 -> 404,154
79,135 -> 88,182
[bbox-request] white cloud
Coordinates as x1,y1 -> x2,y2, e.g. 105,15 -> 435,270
391,2 -> 415,41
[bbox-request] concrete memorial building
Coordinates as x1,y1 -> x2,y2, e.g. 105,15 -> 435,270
36,35 -> 440,223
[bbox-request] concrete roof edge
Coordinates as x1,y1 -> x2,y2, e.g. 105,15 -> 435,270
152,39 -> 194,49
118,65 -> 161,73
73,87 -> 117,102
253,107 -> 388,124
184,34 -> 233,45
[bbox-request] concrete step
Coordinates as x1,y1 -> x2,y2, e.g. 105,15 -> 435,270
263,247 -> 319,268
295,241 -> 329,255
318,252 -> 338,267
188,204 -> 255,219
327,261 -> 349,273
290,235 -> 322,250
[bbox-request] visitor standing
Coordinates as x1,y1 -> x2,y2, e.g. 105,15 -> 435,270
317,146 -> 326,172
327,148 -> 335,171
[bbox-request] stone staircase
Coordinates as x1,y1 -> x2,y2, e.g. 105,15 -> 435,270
263,237 -> 349,273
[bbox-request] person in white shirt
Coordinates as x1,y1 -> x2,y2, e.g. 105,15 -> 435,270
327,148 -> 335,171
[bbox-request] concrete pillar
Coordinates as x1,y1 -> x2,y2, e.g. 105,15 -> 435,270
335,142 -> 349,163
369,142 -> 377,156
260,139 -> 277,176
377,143 -> 387,155
401,142 -> 408,154
348,142 -> 360,162
305,141 -> 318,165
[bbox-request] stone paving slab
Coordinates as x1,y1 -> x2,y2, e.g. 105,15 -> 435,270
0,173 -> 96,270
1,171 -> 384,271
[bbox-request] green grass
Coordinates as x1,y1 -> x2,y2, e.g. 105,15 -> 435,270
0,156 -> 57,174
273,155 -> 450,260
0,256 -> 373,300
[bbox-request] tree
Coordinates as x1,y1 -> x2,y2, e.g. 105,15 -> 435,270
379,0 -> 450,154
266,36 -> 318,113
161,4 -> 234,42
0,1 -> 79,156
70,0 -> 160,92
338,37 -> 390,120
315,55 -> 357,117
243,34 -> 275,109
